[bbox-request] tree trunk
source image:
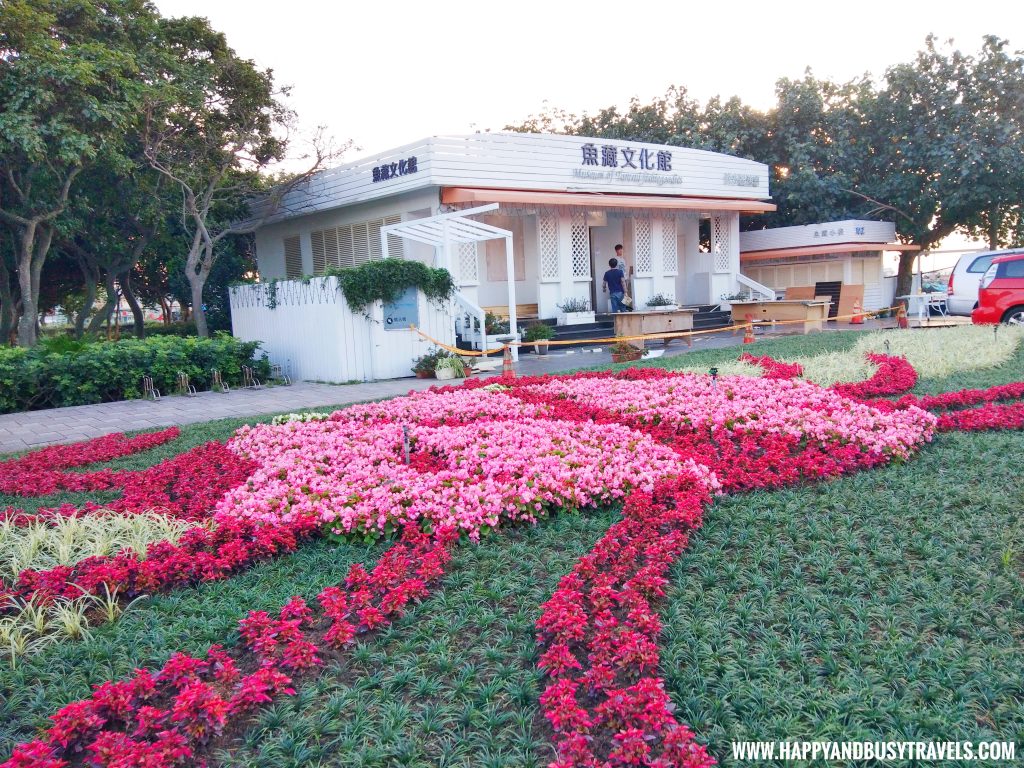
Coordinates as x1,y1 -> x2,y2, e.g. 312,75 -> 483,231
75,281 -> 97,339
160,297 -> 171,324
15,223 -> 39,347
122,271 -> 145,339
894,251 -> 917,304
188,270 -> 209,338
988,207 -> 1001,250
0,254 -> 14,346
182,227 -> 211,337
87,271 -> 119,334
72,254 -> 99,340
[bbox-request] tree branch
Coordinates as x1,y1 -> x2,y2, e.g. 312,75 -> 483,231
839,187 -> 917,227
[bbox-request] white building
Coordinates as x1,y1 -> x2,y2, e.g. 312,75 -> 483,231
739,220 -> 920,313
234,132 -> 778,381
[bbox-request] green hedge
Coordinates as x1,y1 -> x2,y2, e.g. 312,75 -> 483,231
0,334 -> 270,413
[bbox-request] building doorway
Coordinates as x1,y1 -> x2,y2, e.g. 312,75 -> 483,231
589,215 -> 622,314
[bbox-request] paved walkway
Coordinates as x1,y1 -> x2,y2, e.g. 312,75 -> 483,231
0,318 -> 917,455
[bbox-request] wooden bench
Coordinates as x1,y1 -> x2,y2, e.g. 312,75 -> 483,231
482,304 -> 540,320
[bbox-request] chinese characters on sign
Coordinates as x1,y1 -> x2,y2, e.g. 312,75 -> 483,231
372,156 -> 419,183
813,227 -> 847,238
722,172 -> 760,188
581,143 -> 673,172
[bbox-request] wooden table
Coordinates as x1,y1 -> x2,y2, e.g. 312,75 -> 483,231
729,300 -> 831,334
613,308 -> 697,350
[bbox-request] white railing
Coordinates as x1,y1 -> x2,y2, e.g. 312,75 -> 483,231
736,273 -> 777,302
453,291 -> 489,357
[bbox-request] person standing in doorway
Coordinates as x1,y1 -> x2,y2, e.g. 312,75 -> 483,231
603,251 -> 627,313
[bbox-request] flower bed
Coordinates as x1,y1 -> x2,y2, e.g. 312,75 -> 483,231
732,352 -> 1024,435
4,524 -> 457,768
4,357 -> 1023,767
537,470 -> 717,767
221,418 -> 682,539
0,428 -> 180,497
738,352 -> 803,379
524,373 -> 934,459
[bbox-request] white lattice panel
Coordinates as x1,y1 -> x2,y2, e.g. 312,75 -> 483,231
661,215 -> 678,275
570,211 -> 591,278
712,215 -> 731,274
457,241 -> 479,285
539,213 -> 560,281
634,217 -> 652,275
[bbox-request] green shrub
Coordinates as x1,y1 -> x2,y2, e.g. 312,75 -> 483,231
328,260 -> 454,311
137,322 -> 198,338
0,334 -> 269,413
523,322 -> 555,342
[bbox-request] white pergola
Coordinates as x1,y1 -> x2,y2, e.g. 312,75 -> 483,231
381,203 -> 517,355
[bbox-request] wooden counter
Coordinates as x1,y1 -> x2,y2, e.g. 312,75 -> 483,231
613,308 -> 697,349
729,300 -> 831,334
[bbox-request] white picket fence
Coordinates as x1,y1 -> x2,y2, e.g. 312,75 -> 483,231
229,277 -> 456,382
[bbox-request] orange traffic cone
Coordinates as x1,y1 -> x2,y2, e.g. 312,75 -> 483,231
851,299 -> 864,324
896,304 -> 909,329
743,323 -> 755,344
502,345 -> 515,378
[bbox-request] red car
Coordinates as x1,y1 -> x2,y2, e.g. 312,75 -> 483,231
972,252 -> 1024,325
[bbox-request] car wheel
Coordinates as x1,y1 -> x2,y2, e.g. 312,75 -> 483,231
1002,306 -> 1024,326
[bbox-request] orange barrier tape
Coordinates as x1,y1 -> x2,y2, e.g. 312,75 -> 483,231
411,306 -> 903,358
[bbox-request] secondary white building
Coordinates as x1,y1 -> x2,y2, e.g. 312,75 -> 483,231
233,132 -> 779,381
739,220 -> 919,313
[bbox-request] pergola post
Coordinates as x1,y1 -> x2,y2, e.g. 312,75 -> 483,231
442,220 -> 452,272
505,234 -> 517,360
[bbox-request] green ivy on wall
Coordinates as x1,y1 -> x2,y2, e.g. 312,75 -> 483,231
327,261 -> 455,311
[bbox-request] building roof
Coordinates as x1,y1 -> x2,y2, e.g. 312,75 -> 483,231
260,133 -> 772,226
740,219 -> 908,256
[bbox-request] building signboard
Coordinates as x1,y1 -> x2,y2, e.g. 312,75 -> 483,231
382,286 -> 419,330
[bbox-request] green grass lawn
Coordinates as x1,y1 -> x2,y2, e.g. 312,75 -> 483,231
2,330 -> 1022,765
664,428 -> 1024,765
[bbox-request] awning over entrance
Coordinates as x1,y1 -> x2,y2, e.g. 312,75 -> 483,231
442,187 -> 776,214
741,242 -> 921,262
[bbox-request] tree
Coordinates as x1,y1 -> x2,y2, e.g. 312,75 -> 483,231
508,35 -> 1024,298
56,146 -> 170,339
142,16 -> 331,337
845,35 -> 1024,295
0,0 -> 158,346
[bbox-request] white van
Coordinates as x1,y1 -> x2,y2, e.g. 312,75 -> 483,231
947,248 -> 1024,315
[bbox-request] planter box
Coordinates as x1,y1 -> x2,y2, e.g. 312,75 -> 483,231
557,311 -> 596,326
611,351 -> 643,363
647,305 -> 678,312
435,367 -> 458,380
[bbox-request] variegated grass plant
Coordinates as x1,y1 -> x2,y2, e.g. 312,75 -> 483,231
0,511 -> 196,665
1,511 -> 193,581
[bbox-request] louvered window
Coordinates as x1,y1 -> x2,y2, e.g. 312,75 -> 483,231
310,231 -> 326,274
310,215 -> 405,274
283,235 -> 302,278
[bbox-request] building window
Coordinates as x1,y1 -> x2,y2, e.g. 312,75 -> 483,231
283,235 -> 302,279
310,215 -> 404,274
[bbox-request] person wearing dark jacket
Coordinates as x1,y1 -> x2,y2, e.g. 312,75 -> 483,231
602,248 -> 628,312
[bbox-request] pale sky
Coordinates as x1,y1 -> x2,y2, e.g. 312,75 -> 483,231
154,0 -> 1023,266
